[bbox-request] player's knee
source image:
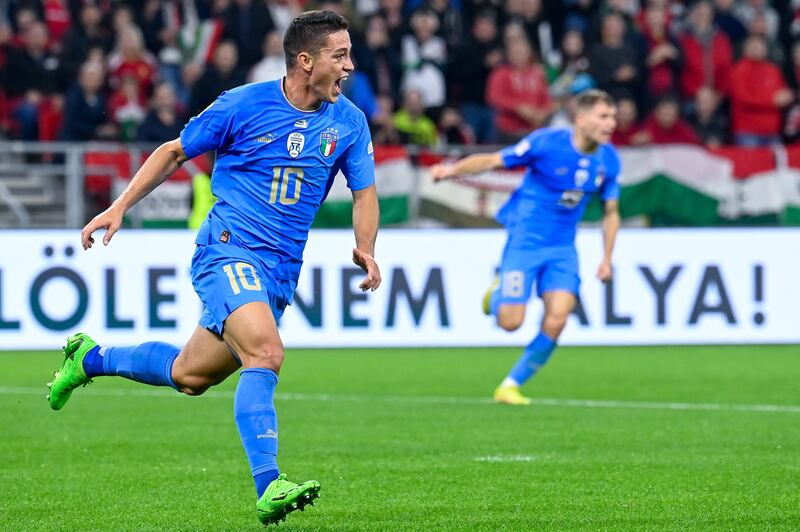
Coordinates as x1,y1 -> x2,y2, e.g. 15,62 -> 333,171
240,341 -> 284,371
497,311 -> 525,331
542,313 -> 568,337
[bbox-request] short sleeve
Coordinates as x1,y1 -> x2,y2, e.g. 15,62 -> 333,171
600,147 -> 621,202
499,129 -> 548,169
180,90 -> 237,159
340,115 -> 375,191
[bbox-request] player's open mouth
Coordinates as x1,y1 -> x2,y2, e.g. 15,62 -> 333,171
334,76 -> 348,95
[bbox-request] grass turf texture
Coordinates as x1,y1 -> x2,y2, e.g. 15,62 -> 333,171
1,345 -> 799,531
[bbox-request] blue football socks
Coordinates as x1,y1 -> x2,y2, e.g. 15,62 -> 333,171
507,332 -> 556,385
83,342 -> 180,390
81,345 -> 104,377
234,368 -> 280,498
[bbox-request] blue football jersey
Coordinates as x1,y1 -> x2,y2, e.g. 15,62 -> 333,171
498,127 -> 620,249
180,79 -> 374,280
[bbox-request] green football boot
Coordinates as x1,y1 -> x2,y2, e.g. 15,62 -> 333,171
256,473 -> 321,526
46,333 -> 97,410
482,275 -> 500,316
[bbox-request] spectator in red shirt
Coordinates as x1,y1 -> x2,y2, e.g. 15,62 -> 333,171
612,97 -> 648,146
641,96 -> 700,144
729,34 -> 793,147
678,0 -> 733,102
641,3 -> 681,101
107,25 -> 158,96
486,34 -> 554,143
108,74 -> 147,141
43,0 -> 71,50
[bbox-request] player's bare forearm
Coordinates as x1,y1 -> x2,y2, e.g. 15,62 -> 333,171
351,185 -> 381,291
81,138 -> 189,249
601,199 -> 620,262
431,152 -> 504,182
113,139 -> 189,212
352,185 -> 378,256
595,200 -> 619,282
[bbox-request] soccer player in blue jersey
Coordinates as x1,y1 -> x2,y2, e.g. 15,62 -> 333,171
46,11 -> 380,525
431,90 -> 620,405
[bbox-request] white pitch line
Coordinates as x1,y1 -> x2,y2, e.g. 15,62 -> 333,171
474,455 -> 537,463
2,386 -> 800,414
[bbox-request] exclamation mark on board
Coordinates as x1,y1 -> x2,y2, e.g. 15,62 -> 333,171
753,265 -> 765,326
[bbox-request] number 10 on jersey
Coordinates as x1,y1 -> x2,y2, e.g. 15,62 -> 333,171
269,167 -> 304,205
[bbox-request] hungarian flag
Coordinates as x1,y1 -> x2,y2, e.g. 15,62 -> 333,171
420,145 -> 800,227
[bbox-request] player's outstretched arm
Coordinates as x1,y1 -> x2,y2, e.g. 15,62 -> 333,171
597,199 -> 620,283
430,152 -> 504,182
351,184 -> 381,292
81,138 -> 190,250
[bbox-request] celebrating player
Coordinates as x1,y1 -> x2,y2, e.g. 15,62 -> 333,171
431,90 -> 620,405
46,11 -> 380,526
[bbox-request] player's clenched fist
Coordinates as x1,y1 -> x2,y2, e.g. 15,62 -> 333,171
430,164 -> 454,183
596,259 -> 613,283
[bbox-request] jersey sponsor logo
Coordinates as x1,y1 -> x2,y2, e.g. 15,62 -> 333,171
574,168 -> 590,187
294,119 -> 308,128
287,132 -> 305,158
558,189 -> 584,208
256,133 -> 276,144
319,128 -> 339,157
513,139 -> 530,157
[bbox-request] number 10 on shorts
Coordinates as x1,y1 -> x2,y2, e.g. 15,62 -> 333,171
223,263 -> 263,294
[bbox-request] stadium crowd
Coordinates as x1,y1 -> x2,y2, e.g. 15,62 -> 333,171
0,0 -> 799,148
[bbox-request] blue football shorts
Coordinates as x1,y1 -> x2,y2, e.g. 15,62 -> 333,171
190,243 -> 292,335
495,244 -> 580,306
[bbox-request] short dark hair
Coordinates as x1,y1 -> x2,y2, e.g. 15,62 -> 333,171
575,89 -> 615,112
284,10 -> 350,70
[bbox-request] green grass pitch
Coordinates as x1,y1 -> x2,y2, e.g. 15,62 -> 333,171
1,345 -> 799,531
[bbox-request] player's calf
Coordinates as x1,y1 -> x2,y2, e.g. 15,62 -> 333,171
172,374 -> 215,396
170,355 -> 237,396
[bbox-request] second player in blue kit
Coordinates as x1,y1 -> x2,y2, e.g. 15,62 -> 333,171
46,11 -> 380,526
432,90 -> 621,405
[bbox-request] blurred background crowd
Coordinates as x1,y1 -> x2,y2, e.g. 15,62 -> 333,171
0,0 -> 799,148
